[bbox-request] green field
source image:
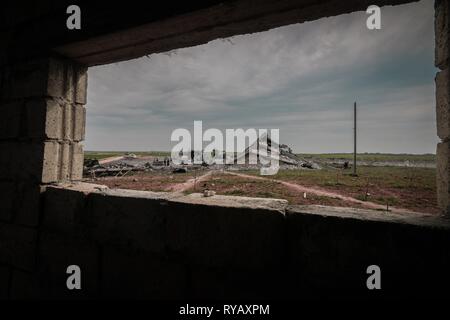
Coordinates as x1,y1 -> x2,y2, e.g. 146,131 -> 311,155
84,151 -> 438,213
84,151 -> 170,160
300,153 -> 435,162
242,166 -> 436,191
232,166 -> 437,213
85,151 -> 436,162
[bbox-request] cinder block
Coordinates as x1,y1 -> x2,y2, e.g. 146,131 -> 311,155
0,65 -> 4,94
47,59 -> 72,101
59,143 -> 71,180
437,141 -> 450,214
25,98 -> 62,140
42,141 -> 60,183
43,186 -> 86,233
436,0 -> 450,69
2,59 -> 49,100
436,69 -> 450,140
71,142 -> 84,180
15,183 -> 46,227
55,142 -> 84,181
1,142 -> 45,182
14,142 -> 45,183
4,140 -> 86,184
101,246 -> 186,299
26,102 -> 86,142
190,266 -> 283,300
62,104 -> 72,141
31,142 -> 85,184
36,231 -> 99,299
0,31 -> 11,67
0,101 -> 23,139
165,198 -> 285,269
285,205 -> 450,297
87,192 -> 168,254
2,58 -> 88,103
0,142 -> 13,180
0,265 -> 11,299
73,105 -> 86,142
47,59 -> 88,104
74,67 -> 88,105
9,269 -> 35,299
0,181 -> 16,222
0,222 -> 37,271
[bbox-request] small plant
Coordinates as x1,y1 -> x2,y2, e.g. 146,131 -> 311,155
355,194 -> 367,202
226,189 -> 245,196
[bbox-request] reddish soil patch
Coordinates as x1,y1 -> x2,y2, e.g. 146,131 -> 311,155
307,184 -> 439,214
188,173 -> 369,209
85,170 -> 203,192
85,167 -> 438,214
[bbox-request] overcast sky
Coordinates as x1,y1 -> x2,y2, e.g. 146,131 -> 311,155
86,0 -> 437,154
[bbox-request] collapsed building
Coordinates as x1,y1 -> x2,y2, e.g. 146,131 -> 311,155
235,133 -> 321,169
84,135 -> 321,177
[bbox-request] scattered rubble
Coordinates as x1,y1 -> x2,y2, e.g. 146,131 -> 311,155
173,167 -> 188,173
203,189 -> 216,197
83,140 -> 321,178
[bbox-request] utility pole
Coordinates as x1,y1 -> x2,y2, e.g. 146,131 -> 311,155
353,101 -> 357,176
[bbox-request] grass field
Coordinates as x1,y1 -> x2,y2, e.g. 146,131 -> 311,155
242,166 -> 435,190
84,151 -> 170,160
237,166 -> 437,213
85,151 -> 435,162
300,153 -> 435,162
84,151 -> 438,213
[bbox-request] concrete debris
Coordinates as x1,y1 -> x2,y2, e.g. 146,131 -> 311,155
234,133 -> 321,170
83,139 -> 321,178
124,153 -> 137,159
203,189 -> 216,197
84,158 -> 100,168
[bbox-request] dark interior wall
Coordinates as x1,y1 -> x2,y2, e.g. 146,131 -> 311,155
1,0 -> 449,300
29,184 -> 450,299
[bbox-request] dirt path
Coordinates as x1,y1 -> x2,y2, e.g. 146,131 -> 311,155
166,170 -> 213,192
223,171 -> 418,214
98,156 -> 124,165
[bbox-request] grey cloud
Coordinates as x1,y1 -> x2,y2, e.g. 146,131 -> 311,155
86,0 -> 436,153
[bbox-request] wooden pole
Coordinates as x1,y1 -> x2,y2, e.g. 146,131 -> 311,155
353,101 -> 357,176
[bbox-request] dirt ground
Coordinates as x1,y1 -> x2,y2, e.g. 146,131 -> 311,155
85,166 -> 439,214
85,170 -> 201,192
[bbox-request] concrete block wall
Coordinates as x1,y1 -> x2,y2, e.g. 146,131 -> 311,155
0,0 -> 448,300
7,183 -> 447,300
286,206 -> 450,298
34,184 -> 288,299
436,0 -> 450,216
0,57 -> 87,298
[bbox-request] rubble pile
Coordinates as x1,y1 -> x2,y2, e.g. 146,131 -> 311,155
84,159 -> 149,178
84,140 -> 321,178
235,134 -> 321,170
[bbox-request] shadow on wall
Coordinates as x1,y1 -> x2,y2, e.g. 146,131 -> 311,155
6,182 -> 447,299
